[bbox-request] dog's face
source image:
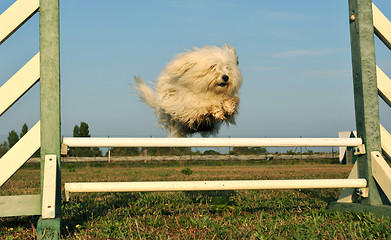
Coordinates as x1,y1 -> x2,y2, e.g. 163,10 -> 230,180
163,44 -> 242,98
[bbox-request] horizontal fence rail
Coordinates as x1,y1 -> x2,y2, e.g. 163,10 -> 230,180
62,137 -> 363,148
64,179 -> 367,201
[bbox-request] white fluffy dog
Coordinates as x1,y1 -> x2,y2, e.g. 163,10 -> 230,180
134,44 -> 242,137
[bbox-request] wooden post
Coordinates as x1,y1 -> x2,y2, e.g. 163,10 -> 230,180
37,0 -> 61,238
330,0 -> 391,218
348,0 -> 383,205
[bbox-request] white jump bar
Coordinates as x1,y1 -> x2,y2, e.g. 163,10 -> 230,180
62,137 -> 362,148
64,179 -> 367,201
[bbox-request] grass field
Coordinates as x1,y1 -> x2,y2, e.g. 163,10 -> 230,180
1,160 -> 391,239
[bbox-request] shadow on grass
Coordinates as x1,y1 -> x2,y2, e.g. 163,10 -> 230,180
300,189 -> 339,205
46,188 -> 342,236
0,215 -> 39,235
61,192 -> 139,235
61,190 -> 240,235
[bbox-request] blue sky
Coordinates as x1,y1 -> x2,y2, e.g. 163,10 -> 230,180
1,0 -> 391,144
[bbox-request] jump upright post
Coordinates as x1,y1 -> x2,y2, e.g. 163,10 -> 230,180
38,0 -> 61,237
0,0 -> 61,239
329,0 -> 391,215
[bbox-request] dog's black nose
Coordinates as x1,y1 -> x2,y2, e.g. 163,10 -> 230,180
222,75 -> 229,82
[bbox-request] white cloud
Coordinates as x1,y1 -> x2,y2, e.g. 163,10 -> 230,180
271,48 -> 347,59
246,66 -> 283,71
301,69 -> 351,79
261,11 -> 313,21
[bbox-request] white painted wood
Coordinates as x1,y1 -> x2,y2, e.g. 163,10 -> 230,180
62,137 -> 362,148
377,65 -> 391,108
0,0 -> 39,44
380,124 -> 391,161
373,3 -> 391,51
337,161 -> 359,203
64,179 -> 367,201
41,155 -> 57,219
0,53 -> 40,116
338,131 -> 357,163
0,121 -> 40,187
371,151 -> 391,202
339,131 -> 350,163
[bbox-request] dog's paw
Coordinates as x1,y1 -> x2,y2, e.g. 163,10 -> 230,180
209,105 -> 226,121
222,97 -> 239,116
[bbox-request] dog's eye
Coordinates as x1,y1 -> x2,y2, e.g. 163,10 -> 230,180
210,64 -> 216,70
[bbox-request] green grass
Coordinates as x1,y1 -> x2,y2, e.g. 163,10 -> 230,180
1,161 -> 391,239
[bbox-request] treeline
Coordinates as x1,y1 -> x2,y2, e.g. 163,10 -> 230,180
0,123 -> 39,158
66,122 -> 269,157
0,122 -> 103,158
1,122 -> 326,158
68,122 -> 102,157
107,146 -> 267,157
109,147 -> 193,156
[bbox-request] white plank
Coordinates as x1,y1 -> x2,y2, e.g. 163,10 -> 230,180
65,178 -> 366,201
337,161 -> 359,203
339,131 -> 350,163
338,131 -> 357,163
380,124 -> 391,161
0,0 -> 39,44
62,137 -> 363,148
0,121 -> 40,187
41,155 -> 57,219
373,3 -> 391,51
377,65 -> 391,108
0,53 -> 40,116
371,151 -> 391,201
65,179 -> 367,192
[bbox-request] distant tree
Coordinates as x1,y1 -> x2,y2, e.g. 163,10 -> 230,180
20,123 -> 28,138
90,147 -> 103,157
7,130 -> 19,148
203,150 -> 220,155
32,149 -> 40,158
306,150 -> 314,155
251,147 -> 267,154
229,147 -> 267,155
171,147 -> 193,155
79,122 -> 90,137
73,125 -> 80,137
193,150 -> 202,155
141,147 -> 193,156
0,141 -> 8,157
68,122 -> 102,157
141,147 -> 171,156
286,150 -> 296,155
109,147 -> 140,156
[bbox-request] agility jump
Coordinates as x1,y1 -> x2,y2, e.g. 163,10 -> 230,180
1,0 -> 391,239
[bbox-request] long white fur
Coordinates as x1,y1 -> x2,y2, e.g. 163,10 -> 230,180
134,44 -> 242,137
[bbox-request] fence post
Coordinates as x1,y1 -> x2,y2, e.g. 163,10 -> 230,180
348,0 -> 383,205
330,0 -> 391,217
37,0 -> 61,238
